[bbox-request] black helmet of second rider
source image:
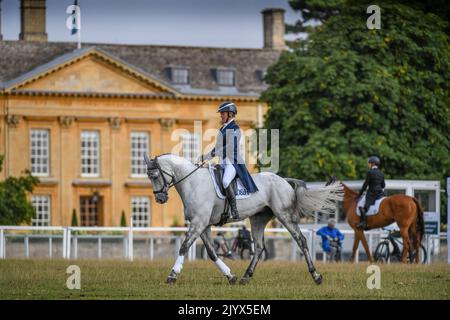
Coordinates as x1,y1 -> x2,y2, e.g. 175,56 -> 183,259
368,156 -> 380,167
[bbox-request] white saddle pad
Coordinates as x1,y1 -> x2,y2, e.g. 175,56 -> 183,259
357,196 -> 386,216
208,164 -> 250,200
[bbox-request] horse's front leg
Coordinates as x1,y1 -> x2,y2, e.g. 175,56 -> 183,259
350,229 -> 361,263
200,227 -> 237,284
167,222 -> 207,284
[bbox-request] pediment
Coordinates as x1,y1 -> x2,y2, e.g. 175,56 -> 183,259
6,48 -> 178,96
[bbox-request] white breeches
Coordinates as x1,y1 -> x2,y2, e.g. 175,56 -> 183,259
222,163 -> 236,189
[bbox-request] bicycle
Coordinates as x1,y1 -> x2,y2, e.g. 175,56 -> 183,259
201,232 -> 267,260
374,230 -> 427,264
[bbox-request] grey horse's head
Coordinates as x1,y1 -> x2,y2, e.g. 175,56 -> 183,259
144,155 -> 171,204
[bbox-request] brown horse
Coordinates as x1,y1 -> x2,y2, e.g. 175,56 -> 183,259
328,177 -> 425,263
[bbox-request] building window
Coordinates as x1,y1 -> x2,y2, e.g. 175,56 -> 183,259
256,69 -> 267,83
131,197 -> 150,227
170,68 -> 190,84
181,133 -> 200,163
216,69 -> 235,86
31,195 -> 51,226
81,131 -> 100,177
30,129 -> 50,176
131,132 -> 150,177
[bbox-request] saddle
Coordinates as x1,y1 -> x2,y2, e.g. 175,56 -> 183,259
213,164 -> 237,196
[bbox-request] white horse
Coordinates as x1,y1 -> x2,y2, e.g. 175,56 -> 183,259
144,154 -> 343,285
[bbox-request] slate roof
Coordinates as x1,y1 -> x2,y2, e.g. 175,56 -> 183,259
0,41 -> 281,97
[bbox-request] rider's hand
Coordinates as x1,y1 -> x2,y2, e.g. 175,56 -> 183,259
202,153 -> 213,162
334,237 -> 339,241
326,235 -> 332,241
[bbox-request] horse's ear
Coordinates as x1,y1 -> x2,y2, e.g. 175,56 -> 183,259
325,175 -> 337,186
144,154 -> 152,167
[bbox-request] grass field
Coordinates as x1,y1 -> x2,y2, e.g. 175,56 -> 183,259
0,259 -> 449,300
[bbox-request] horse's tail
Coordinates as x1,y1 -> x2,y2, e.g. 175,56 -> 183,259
412,197 -> 425,243
285,178 -> 344,217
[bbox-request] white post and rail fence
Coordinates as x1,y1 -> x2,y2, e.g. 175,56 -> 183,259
0,225 -> 446,264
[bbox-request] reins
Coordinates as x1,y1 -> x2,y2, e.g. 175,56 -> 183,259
167,160 -> 207,188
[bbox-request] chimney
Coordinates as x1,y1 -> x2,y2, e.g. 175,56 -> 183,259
262,8 -> 285,50
19,0 -> 47,41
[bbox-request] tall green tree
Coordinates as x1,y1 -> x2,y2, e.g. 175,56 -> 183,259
263,1 -> 450,218
0,155 -> 39,225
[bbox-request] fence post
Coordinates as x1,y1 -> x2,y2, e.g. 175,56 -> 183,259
128,218 -> 134,261
290,238 -> 296,261
0,229 -> 4,259
149,237 -> 154,260
123,236 -> 128,259
98,237 -> 102,259
24,235 -> 29,258
175,237 -> 181,257
48,236 -> 52,258
66,228 -> 71,260
62,228 -> 67,259
426,234 -> 431,265
73,236 -> 78,260
309,230 -> 315,262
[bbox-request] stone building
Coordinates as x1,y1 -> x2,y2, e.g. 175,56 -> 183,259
0,0 -> 284,227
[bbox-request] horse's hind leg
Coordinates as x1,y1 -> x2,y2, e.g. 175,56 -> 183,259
240,209 -> 273,285
399,227 -> 410,263
200,227 -> 237,284
167,222 -> 207,284
277,214 -> 322,285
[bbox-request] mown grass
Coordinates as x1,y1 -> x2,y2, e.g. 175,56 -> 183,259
0,259 -> 449,300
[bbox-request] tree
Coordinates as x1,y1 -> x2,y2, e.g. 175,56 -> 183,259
0,155 -> 39,225
262,1 -> 450,220
71,209 -> 78,226
120,210 -> 127,227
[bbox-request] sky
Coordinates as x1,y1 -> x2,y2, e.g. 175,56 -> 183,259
0,0 -> 301,48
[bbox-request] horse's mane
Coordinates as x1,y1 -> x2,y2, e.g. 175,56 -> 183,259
158,153 -> 197,168
342,182 -> 358,199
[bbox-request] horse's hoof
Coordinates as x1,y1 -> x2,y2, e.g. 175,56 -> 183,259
166,276 -> 177,284
312,272 -> 323,285
227,275 -> 237,285
239,277 -> 250,285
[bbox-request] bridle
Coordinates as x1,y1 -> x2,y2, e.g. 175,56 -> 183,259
145,154 -> 205,196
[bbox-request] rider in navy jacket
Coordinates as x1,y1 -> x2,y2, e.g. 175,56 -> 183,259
201,102 -> 258,219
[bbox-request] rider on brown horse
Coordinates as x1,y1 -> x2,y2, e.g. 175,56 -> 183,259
357,156 -> 386,229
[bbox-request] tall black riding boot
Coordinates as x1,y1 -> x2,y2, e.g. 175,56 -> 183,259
225,183 -> 239,220
357,207 -> 368,229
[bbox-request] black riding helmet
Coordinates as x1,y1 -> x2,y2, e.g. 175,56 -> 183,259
368,156 -> 380,166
